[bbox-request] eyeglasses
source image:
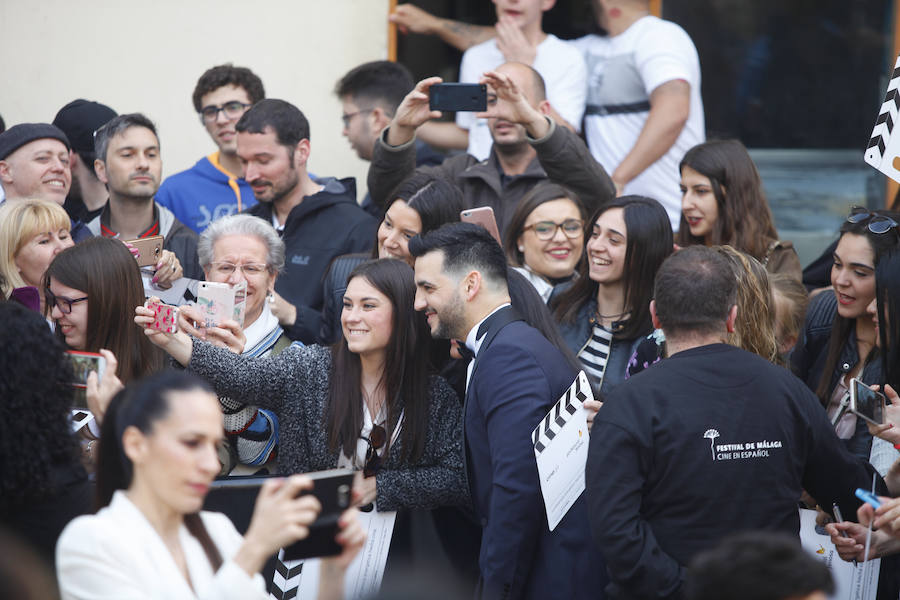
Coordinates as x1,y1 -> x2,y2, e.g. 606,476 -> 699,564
847,206 -> 900,234
45,288 -> 88,314
360,422 -> 386,478
341,109 -> 373,128
199,101 -> 252,123
522,219 -> 584,241
209,262 -> 269,277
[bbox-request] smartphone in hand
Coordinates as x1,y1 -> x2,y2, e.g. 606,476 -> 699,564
125,235 -> 164,268
849,377 -> 886,425
429,83 -> 487,112
66,350 -> 106,389
145,299 -> 179,333
196,281 -> 247,328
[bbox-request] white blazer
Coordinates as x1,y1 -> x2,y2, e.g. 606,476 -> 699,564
56,491 -> 266,600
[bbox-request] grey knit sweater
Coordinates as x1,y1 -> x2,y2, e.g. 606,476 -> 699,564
189,342 -> 468,511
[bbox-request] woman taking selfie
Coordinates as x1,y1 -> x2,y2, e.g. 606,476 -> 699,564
676,139 -> 802,281
44,236 -> 164,385
504,183 -> 584,302
182,214 -> 290,473
551,196 -> 673,393
792,208 -> 900,459
56,371 -> 363,600
137,258 -> 465,512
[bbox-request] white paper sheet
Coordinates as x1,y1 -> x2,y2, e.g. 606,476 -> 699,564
276,509 -> 396,600
799,508 -> 880,600
532,371 -> 591,531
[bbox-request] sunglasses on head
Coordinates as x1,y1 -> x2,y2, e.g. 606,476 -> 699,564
847,206 -> 900,234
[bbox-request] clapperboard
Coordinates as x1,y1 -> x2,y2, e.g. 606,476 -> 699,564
532,370 -> 591,531
865,53 -> 900,181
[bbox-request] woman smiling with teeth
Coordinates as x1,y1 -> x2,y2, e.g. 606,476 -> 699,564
792,208 -> 900,459
551,196 -> 672,393
504,183 -> 585,302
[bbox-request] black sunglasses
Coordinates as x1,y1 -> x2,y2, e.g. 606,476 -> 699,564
360,422 -> 386,479
847,206 -> 900,234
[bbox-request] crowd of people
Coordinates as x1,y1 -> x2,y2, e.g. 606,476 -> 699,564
3,1 -> 900,599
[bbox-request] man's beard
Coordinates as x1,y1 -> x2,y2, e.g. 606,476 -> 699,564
431,291 -> 467,340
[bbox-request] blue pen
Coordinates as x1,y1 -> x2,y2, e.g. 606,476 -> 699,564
855,488 -> 882,509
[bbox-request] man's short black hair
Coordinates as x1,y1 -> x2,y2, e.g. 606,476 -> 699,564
686,531 -> 834,600
653,245 -> 736,338
408,222 -> 508,288
235,99 -> 310,149
94,113 -> 158,163
192,64 -> 265,113
334,60 -> 415,115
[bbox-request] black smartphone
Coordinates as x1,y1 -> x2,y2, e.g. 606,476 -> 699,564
204,469 -> 354,560
429,83 -> 487,112
849,377 -> 886,426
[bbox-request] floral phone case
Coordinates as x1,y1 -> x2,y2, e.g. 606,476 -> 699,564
146,299 -> 179,333
197,281 -> 247,328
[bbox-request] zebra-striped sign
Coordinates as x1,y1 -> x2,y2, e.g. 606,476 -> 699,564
865,54 -> 900,181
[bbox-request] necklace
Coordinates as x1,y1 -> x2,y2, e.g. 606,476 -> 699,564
596,311 -> 627,319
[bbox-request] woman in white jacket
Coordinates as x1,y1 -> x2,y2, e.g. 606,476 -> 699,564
56,371 -> 363,600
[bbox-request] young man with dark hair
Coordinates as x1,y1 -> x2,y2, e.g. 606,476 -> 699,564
370,63 -> 614,236
686,532 -> 833,600
53,99 -> 118,228
334,60 -> 444,216
86,113 -> 201,284
409,222 -> 606,599
585,245 -> 882,600
238,99 -> 377,344
156,64 -> 266,232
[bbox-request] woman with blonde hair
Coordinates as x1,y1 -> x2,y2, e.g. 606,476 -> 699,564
0,198 -> 73,310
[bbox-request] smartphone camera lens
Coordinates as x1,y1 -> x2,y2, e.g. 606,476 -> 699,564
337,483 -> 350,507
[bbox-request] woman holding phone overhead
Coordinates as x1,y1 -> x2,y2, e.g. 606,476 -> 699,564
136,258 -> 465,512
56,371 -> 364,600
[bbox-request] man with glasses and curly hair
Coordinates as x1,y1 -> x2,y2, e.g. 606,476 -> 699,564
156,64 -> 266,233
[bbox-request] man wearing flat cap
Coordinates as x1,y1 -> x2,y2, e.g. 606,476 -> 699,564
0,123 -> 71,206
53,99 -> 117,227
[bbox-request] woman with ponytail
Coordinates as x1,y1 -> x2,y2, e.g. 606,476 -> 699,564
56,371 -> 364,600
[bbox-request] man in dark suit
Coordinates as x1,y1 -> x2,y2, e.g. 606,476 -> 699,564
409,222 -> 606,600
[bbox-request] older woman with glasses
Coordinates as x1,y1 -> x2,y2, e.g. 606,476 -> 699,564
177,214 -> 290,475
503,183 -> 585,302
792,207 -> 900,461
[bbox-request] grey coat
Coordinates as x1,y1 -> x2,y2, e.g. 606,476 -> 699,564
189,342 -> 467,511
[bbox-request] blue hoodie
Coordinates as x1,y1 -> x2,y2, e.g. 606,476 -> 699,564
155,152 -> 257,233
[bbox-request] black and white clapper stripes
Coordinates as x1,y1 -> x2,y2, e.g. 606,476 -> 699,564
866,53 -> 900,179
532,371 -> 591,455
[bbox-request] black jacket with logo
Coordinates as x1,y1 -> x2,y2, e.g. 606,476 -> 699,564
245,177 -> 377,344
586,343 -> 883,600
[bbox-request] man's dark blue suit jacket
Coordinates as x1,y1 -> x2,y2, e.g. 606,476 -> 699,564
465,307 -> 607,599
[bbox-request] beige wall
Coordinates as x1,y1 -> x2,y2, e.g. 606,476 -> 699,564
0,0 -> 390,201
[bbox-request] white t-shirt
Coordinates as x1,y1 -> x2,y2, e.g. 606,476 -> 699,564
570,16 -> 705,229
457,34 -> 587,161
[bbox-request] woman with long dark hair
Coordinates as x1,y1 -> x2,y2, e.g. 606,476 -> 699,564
551,195 -> 673,393
44,236 -> 164,384
136,258 -> 464,511
676,139 -> 802,280
56,371 -> 363,599
792,208 -> 900,459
